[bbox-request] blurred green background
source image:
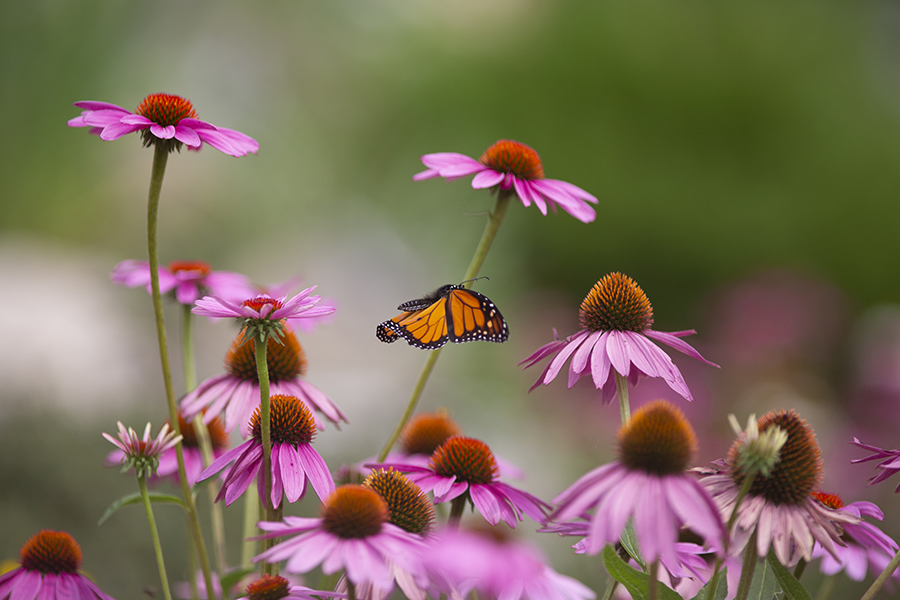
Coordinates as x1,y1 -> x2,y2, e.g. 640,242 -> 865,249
4,0 -> 900,598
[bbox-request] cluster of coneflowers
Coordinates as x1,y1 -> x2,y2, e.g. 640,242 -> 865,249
7,91 -> 900,600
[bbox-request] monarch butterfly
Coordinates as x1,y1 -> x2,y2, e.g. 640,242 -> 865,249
376,283 -> 509,350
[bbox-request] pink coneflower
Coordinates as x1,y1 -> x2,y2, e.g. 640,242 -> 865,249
254,485 -> 429,593
193,289 -> 334,325
111,259 -> 256,306
182,325 -> 346,435
68,94 -> 258,157
197,394 -> 334,508
369,436 -> 548,528
413,140 -> 598,223
0,530 -> 116,600
810,492 -> 899,582
851,437 -> 900,491
699,410 -> 858,567
521,272 -> 718,403
550,400 -> 725,566
237,575 -> 344,600
425,526 -> 594,600
103,421 -> 182,479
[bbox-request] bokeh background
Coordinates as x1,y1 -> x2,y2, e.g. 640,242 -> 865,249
4,0 -> 900,597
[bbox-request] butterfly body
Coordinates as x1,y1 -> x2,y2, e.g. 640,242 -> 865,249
376,284 -> 509,349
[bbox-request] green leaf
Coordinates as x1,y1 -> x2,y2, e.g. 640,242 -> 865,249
688,567 -> 729,600
602,545 -> 681,600
98,491 -> 186,525
747,558 -> 780,600
219,567 -> 256,595
620,522 -> 646,571
766,552 -> 811,600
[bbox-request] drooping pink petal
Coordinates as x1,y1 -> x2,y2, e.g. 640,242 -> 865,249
543,331 -> 591,384
296,443 -> 336,501
173,124 -> 202,147
99,122 -> 146,141
471,169 -> 506,189
279,443 -> 305,504
10,569 -> 42,600
643,329 -> 718,367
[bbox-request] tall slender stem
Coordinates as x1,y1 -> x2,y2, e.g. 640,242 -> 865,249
647,561 -> 658,600
181,305 -> 228,575
447,495 -> 468,530
861,546 -> 900,600
254,334 -> 275,575
138,475 -> 174,600
146,143 -> 216,600
241,492 -> 260,568
734,530 -> 759,600
376,191 -> 512,462
614,372 -> 631,425
706,469 -> 758,600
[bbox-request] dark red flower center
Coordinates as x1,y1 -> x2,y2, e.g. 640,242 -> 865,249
321,485 -> 388,539
168,260 -> 211,276
136,94 -> 198,127
579,272 -> 654,332
618,400 -> 697,475
429,436 -> 498,485
479,140 -> 544,181
19,530 -> 82,574
249,395 -> 316,445
728,410 -> 823,505
401,409 -> 463,456
173,412 -> 228,449
226,326 -> 307,383
812,491 -> 844,510
364,468 -> 435,535
243,296 -> 284,314
245,575 -> 290,600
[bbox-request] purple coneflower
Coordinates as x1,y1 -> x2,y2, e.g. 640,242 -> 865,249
0,530 -> 116,600
425,526 -> 594,600
369,436 -> 548,527
413,140 -> 598,223
237,575 -> 344,600
699,410 -> 858,567
810,492 -> 899,582
112,259 -> 256,306
550,400 -> 725,566
68,94 -> 258,157
197,394 -> 334,508
521,272 -> 717,403
254,485 -> 429,593
193,289 -> 334,327
851,437 -> 900,491
182,325 -> 346,435
103,421 -> 182,479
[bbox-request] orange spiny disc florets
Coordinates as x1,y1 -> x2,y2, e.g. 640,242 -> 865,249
168,260 -> 211,276
321,485 -> 388,539
136,94 -> 198,127
429,436 -> 498,484
19,530 -> 82,574
479,140 -> 544,181
364,468 -> 435,535
174,412 -> 228,449
249,395 -> 316,446
618,400 -> 697,475
579,272 -> 654,332
226,326 -> 307,383
812,491 -> 844,510
243,296 -> 284,313
245,575 -> 290,600
728,410 -> 823,505
401,409 -> 463,456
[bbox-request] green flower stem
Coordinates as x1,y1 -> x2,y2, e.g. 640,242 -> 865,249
241,492 -> 260,568
647,561 -> 658,600
181,305 -> 229,575
706,468 -> 758,600
814,574 -> 837,600
138,474 -> 174,600
599,578 -> 619,600
793,559 -> 807,580
346,581 -> 356,600
146,144 -> 217,600
614,372 -> 631,425
186,520 -> 199,600
254,334 -> 276,576
448,494 -> 468,529
376,191 -> 512,462
734,530 -> 759,600
861,546 -> 900,600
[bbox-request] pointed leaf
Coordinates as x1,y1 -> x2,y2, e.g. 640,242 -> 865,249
602,544 -> 681,600
688,567 -> 729,600
766,552 -> 811,600
747,559 -> 780,600
620,521 -> 645,571
98,491 -> 186,525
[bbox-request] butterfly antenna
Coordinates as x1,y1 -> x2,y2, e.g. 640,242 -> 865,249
459,276 -> 489,287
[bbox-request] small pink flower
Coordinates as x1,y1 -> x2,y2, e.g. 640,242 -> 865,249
193,289 -> 334,324
851,437 -> 900,491
521,272 -> 717,403
0,530 -> 116,600
68,94 -> 258,157
197,395 -> 335,508
112,259 -> 257,306
414,140 -> 598,223
237,575 -> 344,600
103,421 -> 182,479
369,436 -> 548,528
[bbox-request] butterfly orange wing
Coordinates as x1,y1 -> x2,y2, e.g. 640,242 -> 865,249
446,288 -> 509,344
